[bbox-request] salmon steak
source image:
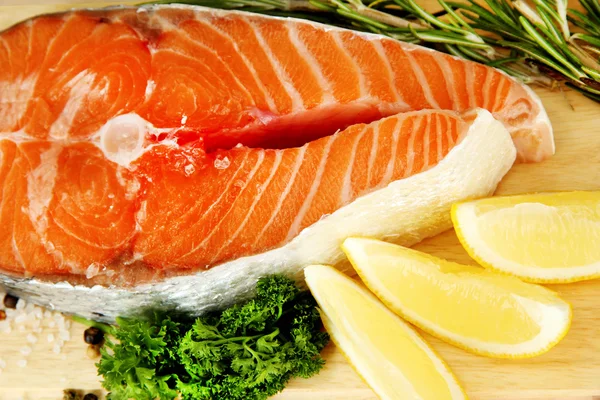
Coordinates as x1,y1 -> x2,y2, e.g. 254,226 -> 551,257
0,5 -> 549,321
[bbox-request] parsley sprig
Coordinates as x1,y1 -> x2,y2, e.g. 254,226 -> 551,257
90,275 -> 329,400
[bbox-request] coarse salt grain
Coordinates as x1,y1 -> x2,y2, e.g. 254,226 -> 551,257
59,330 -> 70,341
0,359 -> 5,368
20,346 -> 32,356
27,333 -> 37,344
16,300 -> 25,311
47,333 -> 55,343
17,359 -> 27,368
53,344 -> 61,354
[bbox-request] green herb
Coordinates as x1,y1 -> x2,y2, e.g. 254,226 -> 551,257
93,275 -> 329,400
143,0 -> 600,102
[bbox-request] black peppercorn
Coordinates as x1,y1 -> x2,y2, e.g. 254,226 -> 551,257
83,394 -> 98,400
3,294 -> 18,309
84,327 -> 104,345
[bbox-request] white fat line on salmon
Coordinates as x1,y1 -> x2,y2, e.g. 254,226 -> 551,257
340,126 -> 367,205
11,235 -> 27,272
48,71 -> 97,140
135,200 -> 147,232
436,114 -> 444,163
492,77 -> 510,114
422,114 -> 431,169
210,151 -> 283,264
436,56 -> 459,111
178,151 -> 265,262
144,80 -> 156,101
0,37 -> 12,73
287,23 -> 335,105
26,144 -> 61,258
177,28 -> 257,108
0,76 -> 37,131
404,115 -> 425,178
252,146 -> 306,247
446,117 -> 455,148
202,20 -> 279,114
371,40 -> 406,108
481,68 -> 493,111
286,134 -> 336,241
405,51 -> 441,109
381,118 -> 402,185
332,31 -> 368,98
248,20 -> 305,113
366,122 -> 380,188
26,20 -> 33,70
465,62 -> 476,109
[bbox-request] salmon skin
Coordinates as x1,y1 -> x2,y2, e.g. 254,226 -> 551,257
0,5 -> 538,320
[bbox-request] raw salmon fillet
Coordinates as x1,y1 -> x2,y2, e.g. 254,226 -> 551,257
0,5 -> 536,319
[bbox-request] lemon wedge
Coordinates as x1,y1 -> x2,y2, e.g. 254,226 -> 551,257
452,191 -> 600,283
341,238 -> 572,358
304,264 -> 467,400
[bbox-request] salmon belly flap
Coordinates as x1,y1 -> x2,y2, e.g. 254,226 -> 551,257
0,6 -> 549,293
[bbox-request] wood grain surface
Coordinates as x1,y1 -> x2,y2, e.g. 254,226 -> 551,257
0,2 -> 599,400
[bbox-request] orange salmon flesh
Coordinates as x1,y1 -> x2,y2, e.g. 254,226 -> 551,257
0,6 -> 552,286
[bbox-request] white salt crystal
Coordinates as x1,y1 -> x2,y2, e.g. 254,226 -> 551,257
59,330 -> 70,341
26,334 -> 37,344
15,314 -> 27,324
47,333 -> 55,343
52,344 -> 61,354
48,321 -> 56,328
43,310 -> 52,319
20,346 -> 32,356
0,359 -> 6,369
18,325 -> 25,332
17,359 -> 27,368
16,299 -> 25,311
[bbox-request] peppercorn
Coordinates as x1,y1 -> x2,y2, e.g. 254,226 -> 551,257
3,294 -> 18,309
83,394 -> 98,400
86,344 -> 101,359
62,389 -> 81,400
84,327 -> 104,345
0,310 -> 5,321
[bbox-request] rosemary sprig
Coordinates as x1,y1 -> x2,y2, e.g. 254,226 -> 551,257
143,0 -> 600,102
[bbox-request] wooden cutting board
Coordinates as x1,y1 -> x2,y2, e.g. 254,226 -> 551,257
0,2 -> 599,399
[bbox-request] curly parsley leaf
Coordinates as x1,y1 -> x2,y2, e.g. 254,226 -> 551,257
97,275 -> 329,400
